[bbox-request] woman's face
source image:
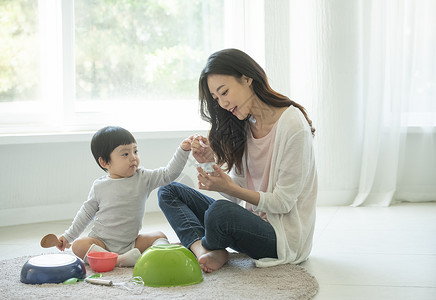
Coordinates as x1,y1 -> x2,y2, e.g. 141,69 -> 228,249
207,74 -> 255,121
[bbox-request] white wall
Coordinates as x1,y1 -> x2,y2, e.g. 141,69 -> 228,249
0,132 -> 222,227
1,130 -> 435,227
396,130 -> 436,202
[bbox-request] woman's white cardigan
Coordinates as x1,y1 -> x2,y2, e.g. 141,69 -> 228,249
223,106 -> 318,267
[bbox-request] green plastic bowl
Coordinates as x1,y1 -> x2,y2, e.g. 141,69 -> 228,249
132,244 -> 203,287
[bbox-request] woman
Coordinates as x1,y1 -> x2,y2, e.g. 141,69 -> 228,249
158,48 -> 317,273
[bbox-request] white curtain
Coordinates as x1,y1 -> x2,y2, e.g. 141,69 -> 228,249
285,0 -> 436,206
352,0 -> 436,206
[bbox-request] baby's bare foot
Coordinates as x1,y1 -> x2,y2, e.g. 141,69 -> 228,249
198,249 -> 229,273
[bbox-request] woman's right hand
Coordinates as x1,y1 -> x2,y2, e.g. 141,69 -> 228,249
192,135 -> 215,163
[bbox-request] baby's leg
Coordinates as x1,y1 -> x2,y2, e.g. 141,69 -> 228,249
72,237 -> 106,259
114,231 -> 170,267
134,231 -> 168,253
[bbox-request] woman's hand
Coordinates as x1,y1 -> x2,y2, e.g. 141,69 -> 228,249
198,164 -> 261,206
192,135 -> 215,163
197,164 -> 235,194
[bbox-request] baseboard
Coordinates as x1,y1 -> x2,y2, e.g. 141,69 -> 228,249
316,190 -> 356,206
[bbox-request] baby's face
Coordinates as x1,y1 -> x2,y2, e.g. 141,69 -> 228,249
105,143 -> 140,179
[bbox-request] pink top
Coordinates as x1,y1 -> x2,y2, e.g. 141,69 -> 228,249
245,120 -> 279,217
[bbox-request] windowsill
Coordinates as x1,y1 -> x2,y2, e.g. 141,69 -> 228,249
406,126 -> 436,134
2,126 -> 433,145
0,99 -> 211,144
0,129 -> 208,145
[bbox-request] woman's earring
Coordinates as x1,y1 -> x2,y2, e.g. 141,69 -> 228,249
245,114 -> 256,124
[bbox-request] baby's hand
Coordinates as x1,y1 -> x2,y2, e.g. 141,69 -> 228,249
57,235 -> 70,251
180,136 -> 194,151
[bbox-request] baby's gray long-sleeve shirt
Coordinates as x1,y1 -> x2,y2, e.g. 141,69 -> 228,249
63,146 -> 190,251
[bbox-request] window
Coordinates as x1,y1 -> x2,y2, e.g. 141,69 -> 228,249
0,0 -> 263,135
0,0 -> 43,128
404,0 -> 436,127
0,0 -> 39,103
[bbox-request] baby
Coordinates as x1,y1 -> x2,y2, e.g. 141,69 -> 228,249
57,126 -> 192,267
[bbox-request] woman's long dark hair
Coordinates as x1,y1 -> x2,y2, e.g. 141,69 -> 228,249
199,48 -> 314,173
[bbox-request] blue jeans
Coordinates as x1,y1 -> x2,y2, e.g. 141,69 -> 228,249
158,182 -> 277,260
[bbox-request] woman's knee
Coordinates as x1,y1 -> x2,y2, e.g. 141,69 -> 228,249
158,182 -> 177,206
158,182 -> 187,196
158,182 -> 173,198
158,182 -> 192,206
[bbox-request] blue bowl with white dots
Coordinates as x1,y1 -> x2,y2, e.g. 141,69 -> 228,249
21,254 -> 86,284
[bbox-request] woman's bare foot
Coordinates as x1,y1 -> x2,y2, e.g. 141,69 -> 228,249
190,240 -> 229,273
198,249 -> 229,273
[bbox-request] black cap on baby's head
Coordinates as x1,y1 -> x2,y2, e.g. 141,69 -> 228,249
91,126 -> 136,171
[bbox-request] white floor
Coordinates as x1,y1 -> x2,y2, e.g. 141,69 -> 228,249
1,202 -> 435,299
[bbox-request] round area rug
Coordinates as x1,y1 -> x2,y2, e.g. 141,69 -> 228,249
0,253 -> 319,299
